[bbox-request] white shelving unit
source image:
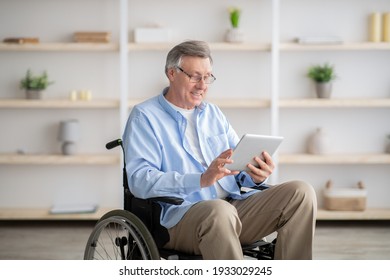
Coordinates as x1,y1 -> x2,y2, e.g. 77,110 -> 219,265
0,0 -> 389,220
0,0 -> 122,220
276,0 -> 390,220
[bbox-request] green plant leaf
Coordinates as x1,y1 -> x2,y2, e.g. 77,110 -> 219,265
307,63 -> 336,83
20,69 -> 54,90
229,7 -> 240,28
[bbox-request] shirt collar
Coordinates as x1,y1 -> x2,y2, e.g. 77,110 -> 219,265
158,87 -> 207,120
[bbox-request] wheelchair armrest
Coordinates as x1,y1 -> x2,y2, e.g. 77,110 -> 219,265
149,196 -> 184,205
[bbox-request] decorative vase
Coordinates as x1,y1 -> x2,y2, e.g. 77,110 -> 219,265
62,142 -> 77,155
315,82 -> 332,99
307,127 -> 328,154
25,89 -> 43,99
58,119 -> 80,155
386,135 -> 390,153
225,28 -> 244,43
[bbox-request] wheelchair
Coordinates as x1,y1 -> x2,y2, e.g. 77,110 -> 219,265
84,139 -> 276,260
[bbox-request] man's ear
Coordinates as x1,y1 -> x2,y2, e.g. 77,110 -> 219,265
167,68 -> 176,81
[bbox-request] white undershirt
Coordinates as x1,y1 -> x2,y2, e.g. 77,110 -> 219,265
166,100 -> 229,199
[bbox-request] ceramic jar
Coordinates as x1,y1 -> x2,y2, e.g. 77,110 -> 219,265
225,28 -> 244,43
307,127 -> 329,154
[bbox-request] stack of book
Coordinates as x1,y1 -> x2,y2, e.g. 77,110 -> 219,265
3,37 -> 39,44
73,32 -> 111,43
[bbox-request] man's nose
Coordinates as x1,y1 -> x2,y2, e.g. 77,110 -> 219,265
196,78 -> 207,89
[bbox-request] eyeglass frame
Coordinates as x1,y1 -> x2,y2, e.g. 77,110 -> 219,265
176,66 -> 216,84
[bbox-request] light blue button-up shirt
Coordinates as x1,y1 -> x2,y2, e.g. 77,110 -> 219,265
123,88 -> 263,228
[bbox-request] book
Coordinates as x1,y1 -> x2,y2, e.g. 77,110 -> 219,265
3,37 -> 40,44
73,32 -> 111,43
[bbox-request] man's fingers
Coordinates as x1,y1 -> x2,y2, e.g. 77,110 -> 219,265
219,148 -> 233,159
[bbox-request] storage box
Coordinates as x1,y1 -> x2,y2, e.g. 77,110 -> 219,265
323,181 -> 367,211
134,28 -> 173,43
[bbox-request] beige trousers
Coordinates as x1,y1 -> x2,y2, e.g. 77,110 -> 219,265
164,180 -> 317,260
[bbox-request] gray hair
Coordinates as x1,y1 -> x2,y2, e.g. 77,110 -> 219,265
165,40 -> 213,76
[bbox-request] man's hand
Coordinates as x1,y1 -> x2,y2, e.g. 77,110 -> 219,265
200,149 -> 240,188
246,151 -> 275,184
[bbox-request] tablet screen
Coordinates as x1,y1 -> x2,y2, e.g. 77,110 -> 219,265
226,134 -> 283,171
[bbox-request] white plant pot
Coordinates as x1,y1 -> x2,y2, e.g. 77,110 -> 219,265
225,28 -> 244,43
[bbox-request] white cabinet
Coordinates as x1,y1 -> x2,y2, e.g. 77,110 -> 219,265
0,0 -> 389,220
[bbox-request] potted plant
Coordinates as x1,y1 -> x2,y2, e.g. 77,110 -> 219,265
307,63 -> 336,98
225,7 -> 244,43
20,69 -> 54,99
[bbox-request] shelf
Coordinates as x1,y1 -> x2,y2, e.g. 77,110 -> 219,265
128,98 -> 270,108
0,154 -> 120,165
0,42 -> 119,52
5,41 -> 385,53
1,208 -> 388,221
2,42 -> 387,53
0,99 -> 120,109
280,42 -> 390,51
279,154 -> 390,164
4,98 -> 388,109
0,207 -> 116,220
317,208 -> 390,220
128,42 -> 271,52
207,98 -> 270,108
279,98 -> 390,108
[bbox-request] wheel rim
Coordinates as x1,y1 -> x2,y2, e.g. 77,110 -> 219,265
85,214 -> 159,260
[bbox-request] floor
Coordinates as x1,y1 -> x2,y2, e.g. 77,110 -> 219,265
0,220 -> 389,260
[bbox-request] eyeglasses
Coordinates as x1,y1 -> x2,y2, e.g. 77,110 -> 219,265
176,66 -> 216,84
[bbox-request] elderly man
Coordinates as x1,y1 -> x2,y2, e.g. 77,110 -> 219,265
123,40 -> 317,259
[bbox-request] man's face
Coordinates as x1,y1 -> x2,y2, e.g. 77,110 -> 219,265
166,56 -> 213,109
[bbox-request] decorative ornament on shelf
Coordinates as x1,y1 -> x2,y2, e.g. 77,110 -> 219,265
20,69 -> 54,99
383,12 -> 390,42
369,12 -> 382,42
307,63 -> 337,99
307,127 -> 329,155
225,7 -> 244,43
69,89 -> 92,101
386,134 -> 390,153
58,119 -> 80,155
323,180 -> 367,211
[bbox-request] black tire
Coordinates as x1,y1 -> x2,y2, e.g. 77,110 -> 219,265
84,209 -> 160,260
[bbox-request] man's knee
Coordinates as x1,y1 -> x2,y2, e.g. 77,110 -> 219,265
197,200 -> 242,235
281,180 -> 317,208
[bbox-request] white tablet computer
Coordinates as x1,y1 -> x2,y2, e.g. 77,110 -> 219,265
226,134 -> 284,171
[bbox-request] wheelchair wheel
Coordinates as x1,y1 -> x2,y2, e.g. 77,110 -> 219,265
84,209 -> 160,260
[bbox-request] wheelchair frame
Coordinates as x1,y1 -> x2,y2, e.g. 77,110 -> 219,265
84,139 -> 275,260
